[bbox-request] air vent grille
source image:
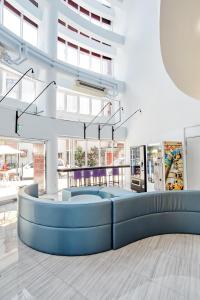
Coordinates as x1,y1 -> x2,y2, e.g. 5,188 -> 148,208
76,80 -> 106,92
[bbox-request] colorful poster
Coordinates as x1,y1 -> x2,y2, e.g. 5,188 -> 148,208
164,141 -> 184,190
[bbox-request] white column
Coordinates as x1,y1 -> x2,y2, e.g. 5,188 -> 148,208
46,135 -> 58,194
45,2 -> 58,194
45,0 -> 58,118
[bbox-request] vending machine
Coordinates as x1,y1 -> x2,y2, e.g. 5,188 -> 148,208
146,144 -> 164,191
130,145 -> 147,192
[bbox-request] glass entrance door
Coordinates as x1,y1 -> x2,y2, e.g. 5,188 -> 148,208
0,137 -> 46,202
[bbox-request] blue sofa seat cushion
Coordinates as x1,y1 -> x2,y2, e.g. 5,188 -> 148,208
67,194 -> 103,203
100,187 -> 133,197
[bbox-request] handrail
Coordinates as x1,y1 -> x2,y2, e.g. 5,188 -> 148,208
57,164 -> 130,172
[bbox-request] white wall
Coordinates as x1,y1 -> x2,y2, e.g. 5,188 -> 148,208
0,105 -> 126,141
185,136 -> 200,190
115,0 -> 200,147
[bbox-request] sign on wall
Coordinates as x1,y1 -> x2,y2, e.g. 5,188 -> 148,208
164,141 -> 184,190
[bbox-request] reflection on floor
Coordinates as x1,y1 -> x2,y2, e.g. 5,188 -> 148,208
0,202 -> 200,299
0,180 -> 33,203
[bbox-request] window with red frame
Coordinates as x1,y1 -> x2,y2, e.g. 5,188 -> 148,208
80,47 -> 90,69
91,13 -> 101,25
80,6 -> 90,20
67,42 -> 78,65
102,56 -> 112,75
91,52 -> 101,73
57,37 -> 112,75
64,0 -> 112,29
3,1 -> 38,46
57,37 -> 66,60
68,0 -> 78,10
3,1 -> 21,36
58,20 -> 111,47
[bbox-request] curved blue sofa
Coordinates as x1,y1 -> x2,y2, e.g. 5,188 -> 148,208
18,185 -> 113,256
18,185 -> 200,255
112,190 -> 200,249
18,185 -> 132,255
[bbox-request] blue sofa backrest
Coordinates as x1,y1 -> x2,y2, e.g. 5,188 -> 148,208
112,190 -> 200,223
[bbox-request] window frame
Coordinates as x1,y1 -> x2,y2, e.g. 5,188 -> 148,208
2,1 -> 39,46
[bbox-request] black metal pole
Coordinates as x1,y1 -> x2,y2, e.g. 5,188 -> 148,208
112,126 -> 114,140
100,107 -> 123,132
114,109 -> 142,132
0,68 -> 34,103
84,123 -> 86,139
85,101 -> 112,130
15,111 -> 18,133
15,111 -> 19,135
98,124 -> 101,140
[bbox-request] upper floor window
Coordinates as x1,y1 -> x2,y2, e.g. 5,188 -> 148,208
91,52 -> 101,73
102,18 -> 111,30
57,91 -> 65,110
5,72 -> 20,99
80,6 -> 90,20
21,77 -> 36,102
0,66 -> 37,103
2,1 -> 38,47
80,96 -> 90,115
66,94 -> 78,113
64,0 -> 112,31
92,98 -> 101,116
102,56 -> 112,75
56,90 -> 112,119
57,37 -> 113,76
58,19 -> 111,48
80,48 -> 90,69
67,42 -> 78,66
3,2 -> 21,36
68,0 -> 78,11
23,16 -> 38,46
91,13 -> 101,26
57,37 -> 66,61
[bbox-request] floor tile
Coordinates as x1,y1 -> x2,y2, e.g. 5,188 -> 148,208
1,202 -> 200,300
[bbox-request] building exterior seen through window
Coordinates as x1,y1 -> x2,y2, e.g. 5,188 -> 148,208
0,138 -> 46,201
58,138 -> 125,169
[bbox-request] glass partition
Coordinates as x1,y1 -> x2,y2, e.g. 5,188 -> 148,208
73,140 -> 86,167
87,141 -> 99,167
57,138 -> 126,189
100,140 -> 113,166
57,138 -> 125,169
0,138 -> 46,203
113,142 -> 125,165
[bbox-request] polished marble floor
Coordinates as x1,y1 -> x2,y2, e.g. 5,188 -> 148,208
0,202 -> 200,300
